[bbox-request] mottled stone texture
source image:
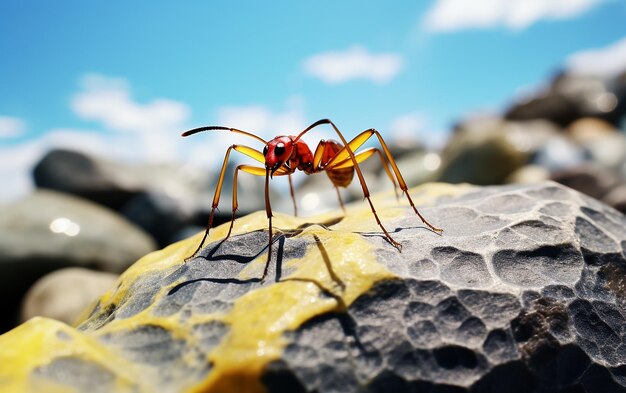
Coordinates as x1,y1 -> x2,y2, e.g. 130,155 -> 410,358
4,182 -> 626,392
262,182 -> 626,392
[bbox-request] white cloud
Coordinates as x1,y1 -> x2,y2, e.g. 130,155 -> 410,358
0,116 -> 26,138
0,74 -> 195,201
567,36 -> 626,78
70,74 -> 191,163
189,97 -> 316,168
72,74 -> 189,133
0,141 -> 42,200
216,98 -> 307,140
424,0 -> 603,32
303,46 -> 404,84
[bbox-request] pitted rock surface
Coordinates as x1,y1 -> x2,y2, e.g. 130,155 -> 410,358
1,181 -> 626,392
263,182 -> 626,392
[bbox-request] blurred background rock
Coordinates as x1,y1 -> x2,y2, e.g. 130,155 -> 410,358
1,2 -> 625,334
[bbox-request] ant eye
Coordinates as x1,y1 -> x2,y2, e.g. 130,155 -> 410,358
263,145 -> 269,156
275,142 -> 285,157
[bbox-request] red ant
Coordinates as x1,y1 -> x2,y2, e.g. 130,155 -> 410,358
182,118 -> 442,280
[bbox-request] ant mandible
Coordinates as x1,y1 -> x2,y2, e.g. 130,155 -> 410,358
182,118 -> 443,280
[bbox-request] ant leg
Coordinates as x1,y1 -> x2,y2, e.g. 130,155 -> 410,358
306,121 -> 403,249
219,164 -> 276,281
226,164 -> 280,237
332,147 -> 400,201
368,131 -> 443,233
288,174 -> 298,216
326,127 -> 442,234
186,145 -> 267,261
262,168 -> 273,281
224,165 -> 244,239
334,186 -> 346,213
187,147 -> 234,260
312,140 -> 347,213
372,148 -> 400,202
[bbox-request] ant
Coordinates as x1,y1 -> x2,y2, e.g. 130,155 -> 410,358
182,118 -> 442,280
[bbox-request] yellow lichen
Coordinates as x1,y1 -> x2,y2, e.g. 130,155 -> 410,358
0,183 -> 469,393
0,318 -> 142,392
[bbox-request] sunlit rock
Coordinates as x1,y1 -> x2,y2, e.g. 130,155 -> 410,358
1,182 -> 626,392
0,190 -> 155,332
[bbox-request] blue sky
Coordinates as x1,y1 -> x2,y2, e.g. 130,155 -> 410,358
1,1 -> 626,199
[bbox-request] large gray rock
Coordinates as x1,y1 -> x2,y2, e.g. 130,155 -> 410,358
33,149 -> 141,209
21,267 -> 118,325
32,148 -> 214,244
260,182 -> 626,392
120,191 -> 194,248
567,117 -> 626,170
505,71 -> 625,127
3,182 -> 626,392
0,190 -> 155,333
550,164 -> 626,213
436,117 -> 528,185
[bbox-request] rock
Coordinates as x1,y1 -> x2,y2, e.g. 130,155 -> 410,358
567,117 -> 617,139
533,135 -> 588,171
603,185 -> 626,214
567,118 -> 626,170
0,190 -> 155,333
550,164 -> 624,201
33,148 -> 218,244
33,149 -> 141,209
33,148 -> 209,213
380,150 -> 441,189
437,117 -> 527,184
506,72 -> 624,127
500,119 -> 560,156
1,182 -> 626,392
120,192 -> 194,248
506,91 -> 579,127
21,268 -> 118,325
505,165 -> 550,184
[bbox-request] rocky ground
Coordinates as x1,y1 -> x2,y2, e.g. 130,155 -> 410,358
1,182 -> 626,392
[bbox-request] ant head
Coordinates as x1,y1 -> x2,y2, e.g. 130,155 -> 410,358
264,136 -> 294,178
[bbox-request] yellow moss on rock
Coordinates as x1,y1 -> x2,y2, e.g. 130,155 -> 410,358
0,183 -> 468,393
0,317 -> 142,392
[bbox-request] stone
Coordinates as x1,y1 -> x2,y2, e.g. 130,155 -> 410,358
120,192 -> 194,248
505,165 -> 550,184
21,268 -> 118,325
377,150 -> 441,190
602,185 -> 626,214
506,90 -> 579,127
33,148 -> 210,214
566,117 -> 626,170
1,182 -> 626,392
437,117 -> 527,185
533,135 -> 587,172
32,148 -> 219,245
0,190 -> 155,333
33,149 -> 141,210
500,119 -> 560,156
567,117 -> 617,139
550,164 -> 624,201
506,72 -> 624,127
